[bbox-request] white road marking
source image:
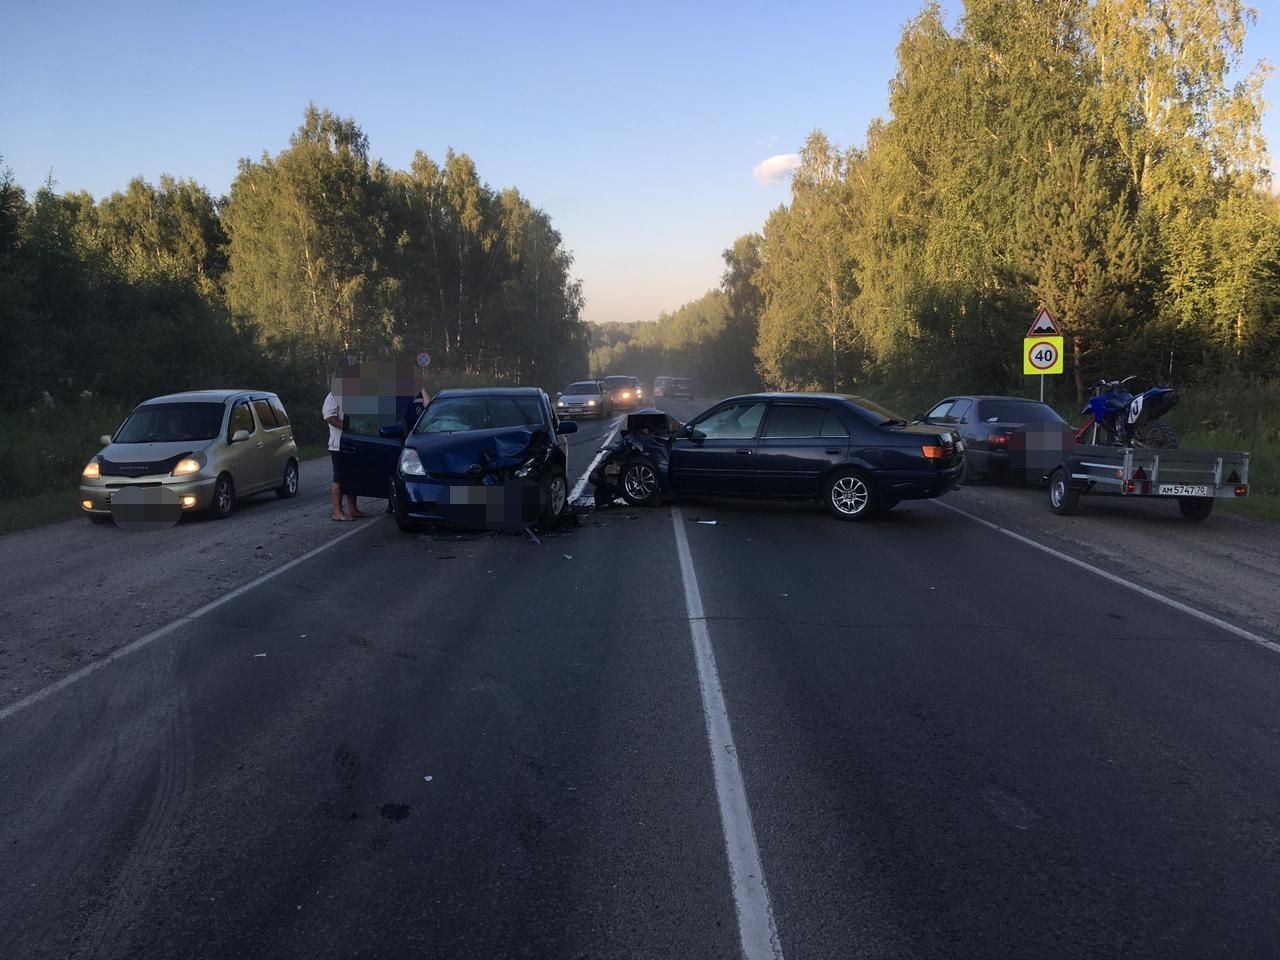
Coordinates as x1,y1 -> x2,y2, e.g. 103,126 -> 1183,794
569,416 -> 624,503
0,521 -> 375,722
671,507 -> 784,960
933,500 -> 1280,655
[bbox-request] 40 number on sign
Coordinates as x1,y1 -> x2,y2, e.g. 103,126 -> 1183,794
1023,335 -> 1063,375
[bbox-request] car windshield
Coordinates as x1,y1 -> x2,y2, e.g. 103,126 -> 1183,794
846,396 -> 909,426
604,377 -> 634,389
114,402 -> 225,443
564,382 -> 599,395
979,400 -> 1066,423
415,396 -> 544,434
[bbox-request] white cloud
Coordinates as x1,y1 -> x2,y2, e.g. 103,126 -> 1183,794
753,153 -> 801,187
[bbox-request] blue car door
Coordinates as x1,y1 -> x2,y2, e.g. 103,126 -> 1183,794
337,394 -> 415,500
754,403 -> 850,496
669,399 -> 768,495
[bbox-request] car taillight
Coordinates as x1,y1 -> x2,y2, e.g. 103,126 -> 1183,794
986,433 -> 1008,447
921,445 -> 945,460
1236,485 -> 1249,497
1124,481 -> 1135,493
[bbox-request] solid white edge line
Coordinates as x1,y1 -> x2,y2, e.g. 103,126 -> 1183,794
672,506 -> 785,960
568,416 -> 624,503
0,520 -> 375,723
933,499 -> 1280,655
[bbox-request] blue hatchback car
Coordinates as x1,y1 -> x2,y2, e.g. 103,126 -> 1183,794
340,387 -> 578,531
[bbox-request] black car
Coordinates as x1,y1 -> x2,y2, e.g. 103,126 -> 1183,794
342,388 -> 578,531
589,394 -> 964,520
603,375 -> 644,410
670,377 -> 695,400
918,395 -> 1073,483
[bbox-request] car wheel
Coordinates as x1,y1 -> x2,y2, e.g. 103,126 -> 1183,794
620,459 -> 659,506
1178,497 -> 1214,522
275,459 -> 299,499
824,469 -> 877,521
540,470 -> 568,524
1048,468 -> 1079,516
87,514 -> 112,525
209,473 -> 235,520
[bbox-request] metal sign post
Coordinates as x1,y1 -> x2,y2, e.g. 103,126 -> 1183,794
1023,308 -> 1063,403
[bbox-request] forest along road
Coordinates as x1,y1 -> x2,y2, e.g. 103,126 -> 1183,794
3,396 -> 1280,959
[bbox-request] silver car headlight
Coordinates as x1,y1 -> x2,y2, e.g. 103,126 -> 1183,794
400,448 -> 427,477
171,452 -> 207,477
514,458 -> 538,478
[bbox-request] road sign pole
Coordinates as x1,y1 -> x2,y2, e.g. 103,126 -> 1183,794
1040,376 -> 1044,403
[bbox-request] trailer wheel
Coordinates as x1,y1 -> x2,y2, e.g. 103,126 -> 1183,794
1177,497 -> 1214,522
1049,468 -> 1080,516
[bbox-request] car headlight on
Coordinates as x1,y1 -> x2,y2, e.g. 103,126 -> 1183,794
400,448 -> 427,476
171,453 -> 206,476
82,458 -> 100,479
558,400 -> 565,406
588,400 -> 597,406
637,388 -> 643,397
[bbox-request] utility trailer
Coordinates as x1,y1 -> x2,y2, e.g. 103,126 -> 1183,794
1047,445 -> 1250,521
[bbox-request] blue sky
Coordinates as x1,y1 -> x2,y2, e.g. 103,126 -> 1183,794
3,0 -> 1278,325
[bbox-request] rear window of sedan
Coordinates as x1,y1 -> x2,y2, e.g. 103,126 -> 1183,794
415,396 -> 545,433
977,400 -> 1066,423
115,402 -> 225,443
564,382 -> 600,394
844,396 -> 910,426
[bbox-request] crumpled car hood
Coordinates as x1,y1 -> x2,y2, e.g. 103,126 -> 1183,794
408,426 -> 551,478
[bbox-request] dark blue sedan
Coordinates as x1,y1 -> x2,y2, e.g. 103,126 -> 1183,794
593,393 -> 964,520
341,388 -> 577,531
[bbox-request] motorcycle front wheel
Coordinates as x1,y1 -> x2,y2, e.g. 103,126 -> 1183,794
1133,420 -> 1178,448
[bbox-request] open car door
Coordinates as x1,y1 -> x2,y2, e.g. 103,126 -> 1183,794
336,394 -> 415,500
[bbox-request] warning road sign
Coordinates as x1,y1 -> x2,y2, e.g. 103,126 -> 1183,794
1027,307 -> 1061,336
1024,336 -> 1064,375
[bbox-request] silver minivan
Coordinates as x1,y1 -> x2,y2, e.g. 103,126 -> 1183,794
79,390 -> 299,523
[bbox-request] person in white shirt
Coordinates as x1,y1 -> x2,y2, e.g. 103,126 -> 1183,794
322,391 -> 366,521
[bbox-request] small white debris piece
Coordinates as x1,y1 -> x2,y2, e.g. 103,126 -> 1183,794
424,776 -> 434,782
563,554 -> 573,560
697,520 -> 717,525
254,653 -> 267,658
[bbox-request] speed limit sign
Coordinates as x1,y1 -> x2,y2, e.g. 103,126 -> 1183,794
1023,336 -> 1063,375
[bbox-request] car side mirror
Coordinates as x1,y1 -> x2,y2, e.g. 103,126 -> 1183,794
230,429 -> 251,443
557,420 -> 578,435
99,434 -> 112,445
914,412 -> 926,423
379,423 -> 406,439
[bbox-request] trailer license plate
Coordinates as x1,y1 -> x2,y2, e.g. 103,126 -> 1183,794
1159,484 -> 1210,497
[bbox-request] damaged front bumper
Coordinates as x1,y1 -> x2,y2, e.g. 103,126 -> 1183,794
589,408 -> 681,506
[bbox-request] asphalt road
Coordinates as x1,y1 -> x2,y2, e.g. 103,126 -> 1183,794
4,397 -> 1280,959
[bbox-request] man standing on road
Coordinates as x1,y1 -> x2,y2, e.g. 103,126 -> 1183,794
323,387 -> 366,521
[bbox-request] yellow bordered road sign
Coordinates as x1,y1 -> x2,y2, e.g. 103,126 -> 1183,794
1024,336 -> 1063,375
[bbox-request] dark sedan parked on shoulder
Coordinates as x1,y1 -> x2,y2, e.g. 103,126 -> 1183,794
590,393 -> 964,520
917,395 -> 1073,483
341,388 -> 578,532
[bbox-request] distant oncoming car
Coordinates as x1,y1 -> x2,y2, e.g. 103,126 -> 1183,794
652,376 -> 674,398
603,375 -> 644,409
557,380 -> 612,419
670,378 -> 695,400
590,393 -> 964,520
918,395 -> 1072,483
341,387 -> 579,532
79,390 -> 300,523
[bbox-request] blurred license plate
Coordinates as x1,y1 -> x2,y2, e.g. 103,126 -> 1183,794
1158,484 -> 1210,497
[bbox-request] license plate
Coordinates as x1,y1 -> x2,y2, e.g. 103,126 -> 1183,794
1158,484 -> 1210,497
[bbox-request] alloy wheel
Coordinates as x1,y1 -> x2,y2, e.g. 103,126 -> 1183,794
830,474 -> 869,516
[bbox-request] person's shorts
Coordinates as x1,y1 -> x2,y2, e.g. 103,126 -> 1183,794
330,451 -> 343,486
